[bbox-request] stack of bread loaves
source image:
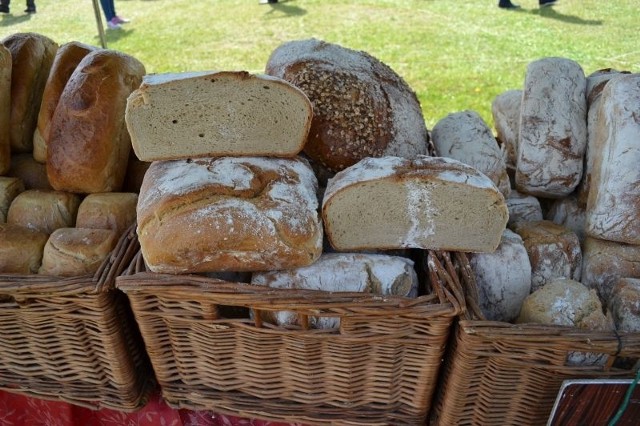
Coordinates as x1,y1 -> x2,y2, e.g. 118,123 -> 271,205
0,33 -> 143,277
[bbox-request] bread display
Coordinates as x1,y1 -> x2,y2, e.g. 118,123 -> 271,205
265,38 -> 428,172
251,252 -> 418,328
322,156 -> 508,252
6,189 -> 81,234
137,156 -> 323,273
585,73 -> 640,245
47,49 -> 145,193
38,227 -> 118,276
76,192 -> 138,237
0,44 -> 10,175
516,57 -> 587,198
33,41 -> 97,163
126,71 -> 313,161
608,278 -> 640,332
505,190 -> 543,229
0,176 -> 24,223
491,89 -> 521,171
468,229 -> 531,322
1,32 -> 58,153
431,110 -> 510,198
0,223 -> 49,273
8,153 -> 53,190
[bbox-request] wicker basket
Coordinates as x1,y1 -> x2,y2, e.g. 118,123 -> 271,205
116,250 -> 467,425
0,225 -> 155,411
429,255 -> 640,426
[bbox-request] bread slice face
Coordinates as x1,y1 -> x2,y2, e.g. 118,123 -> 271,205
126,71 -> 313,161
322,156 -> 509,252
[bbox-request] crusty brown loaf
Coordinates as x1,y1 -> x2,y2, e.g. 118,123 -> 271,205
76,192 -> 138,237
0,44 -> 10,175
0,176 -> 25,223
8,153 -> 53,190
0,223 -> 49,274
1,32 -> 58,153
265,38 -> 429,172
38,228 -> 117,277
33,41 -> 97,163
47,49 -> 145,193
137,156 -> 323,273
7,189 -> 81,234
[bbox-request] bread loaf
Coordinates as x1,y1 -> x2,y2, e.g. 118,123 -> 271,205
506,190 -> 543,229
1,32 -> 58,153
468,229 -> 531,322
0,44 -> 10,175
7,189 -> 81,234
0,177 -> 24,223
8,153 -> 52,190
431,110 -> 510,198
585,73 -> 640,245
33,41 -> 97,163
251,253 -> 418,328
322,156 -> 508,252
76,192 -> 138,237
516,57 -> 587,198
0,223 -> 49,273
512,220 -> 582,292
126,71 -> 313,161
608,278 -> 640,333
265,38 -> 428,172
47,49 -> 145,193
137,156 -> 323,273
545,195 -> 586,242
491,89 -> 522,171
38,228 -> 117,276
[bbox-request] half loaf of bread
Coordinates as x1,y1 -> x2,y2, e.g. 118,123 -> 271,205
125,71 -> 313,161
322,156 -> 508,252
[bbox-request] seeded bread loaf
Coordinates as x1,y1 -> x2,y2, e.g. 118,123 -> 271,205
0,176 -> 24,223
76,192 -> 138,237
0,223 -> 49,274
47,49 -> 145,193
33,41 -> 97,163
1,32 -> 58,153
137,156 -> 323,273
322,156 -> 508,252
0,44 -> 10,175
265,38 -> 429,172
7,189 -> 81,234
126,71 -> 313,161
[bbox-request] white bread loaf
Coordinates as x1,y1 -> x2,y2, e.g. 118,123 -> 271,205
38,228 -> 118,276
47,49 -> 145,193
585,73 -> 640,245
505,190 -> 543,229
126,71 -> 313,161
33,41 -> 97,163
7,189 -> 81,234
0,177 -> 24,223
545,195 -> 586,242
512,220 -> 582,292
0,44 -> 10,175
0,223 -> 49,274
8,153 -> 53,190
137,156 -> 323,273
431,110 -> 510,198
322,156 -> 508,252
581,236 -> 640,303
76,192 -> 138,237
468,229 -> 531,322
491,89 -> 522,171
265,38 -> 429,172
1,32 -> 58,154
608,278 -> 640,333
251,253 -> 418,329
516,57 -> 587,198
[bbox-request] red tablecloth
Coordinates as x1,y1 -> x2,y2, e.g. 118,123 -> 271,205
0,390 -> 301,426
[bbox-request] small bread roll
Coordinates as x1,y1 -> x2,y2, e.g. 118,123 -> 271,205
608,278 -> 640,333
7,189 -> 81,234
0,176 -> 25,223
0,223 -> 49,273
39,228 -> 118,276
8,153 -> 53,190
76,192 -> 138,237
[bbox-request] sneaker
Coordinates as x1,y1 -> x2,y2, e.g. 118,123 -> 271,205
539,0 -> 557,7
112,15 -> 130,24
259,0 -> 278,4
24,7 -> 36,13
0,5 -> 9,13
107,20 -> 122,30
499,1 -> 520,8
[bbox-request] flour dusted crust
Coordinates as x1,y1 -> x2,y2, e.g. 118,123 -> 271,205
506,190 -> 543,229
468,229 -> 531,322
47,49 -> 145,193
7,189 -> 81,235
491,89 -> 522,170
33,41 -> 97,163
608,278 -> 640,333
0,44 -> 10,175
126,71 -> 313,161
516,57 -> 587,198
512,220 -> 582,292
431,110 -> 510,198
585,73 -> 640,245
1,32 -> 58,154
265,38 -> 428,172
251,253 -> 418,328
0,177 -> 24,223
545,195 -> 586,242
137,156 -> 323,273
581,237 -> 640,303
322,156 -> 508,252
0,223 -> 48,274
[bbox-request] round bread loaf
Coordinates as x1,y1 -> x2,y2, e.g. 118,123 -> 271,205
505,190 -> 543,229
7,189 -> 81,235
0,223 -> 48,274
608,278 -> 640,333
265,38 -> 428,172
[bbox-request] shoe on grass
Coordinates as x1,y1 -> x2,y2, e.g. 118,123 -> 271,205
0,5 -> 9,13
24,7 -> 36,13
539,0 -> 557,7
107,20 -> 122,30
499,1 -> 520,9
113,15 -> 129,24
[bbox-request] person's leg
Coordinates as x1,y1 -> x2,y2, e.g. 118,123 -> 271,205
0,0 -> 10,14
100,0 -> 115,21
25,0 -> 36,13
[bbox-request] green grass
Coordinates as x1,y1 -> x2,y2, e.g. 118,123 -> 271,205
1,0 -> 638,129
